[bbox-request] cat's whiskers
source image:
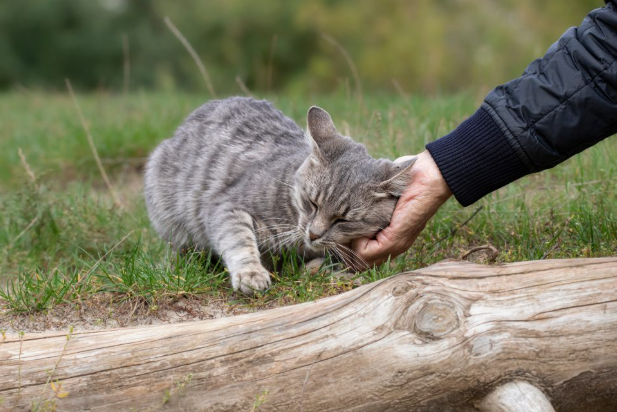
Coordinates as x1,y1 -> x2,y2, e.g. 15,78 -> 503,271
254,224 -> 297,234
260,229 -> 301,255
335,243 -> 369,271
255,229 -> 295,239
258,229 -> 297,248
328,246 -> 352,271
265,233 -> 301,256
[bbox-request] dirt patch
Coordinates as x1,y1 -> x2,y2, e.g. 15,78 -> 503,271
0,294 -> 277,334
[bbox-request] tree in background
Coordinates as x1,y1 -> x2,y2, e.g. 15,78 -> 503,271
0,0 -> 603,94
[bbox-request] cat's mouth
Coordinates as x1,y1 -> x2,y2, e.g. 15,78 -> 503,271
304,235 -> 330,252
305,238 -> 325,251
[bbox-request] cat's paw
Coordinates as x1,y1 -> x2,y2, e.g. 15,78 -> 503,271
232,268 -> 272,295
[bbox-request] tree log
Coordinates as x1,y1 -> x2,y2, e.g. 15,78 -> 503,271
1,258 -> 617,411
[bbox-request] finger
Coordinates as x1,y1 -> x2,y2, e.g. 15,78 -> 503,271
351,236 -> 379,258
353,229 -> 405,264
351,237 -> 370,252
351,237 -> 387,264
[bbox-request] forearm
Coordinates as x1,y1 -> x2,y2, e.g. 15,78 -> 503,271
427,3 -> 617,206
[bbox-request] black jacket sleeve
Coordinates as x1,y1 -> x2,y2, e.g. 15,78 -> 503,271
426,2 -> 617,206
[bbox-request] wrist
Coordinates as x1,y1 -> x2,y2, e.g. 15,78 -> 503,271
425,107 -> 529,206
416,150 -> 452,204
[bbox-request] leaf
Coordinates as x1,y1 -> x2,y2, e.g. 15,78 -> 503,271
50,381 -> 57,392
57,392 -> 69,399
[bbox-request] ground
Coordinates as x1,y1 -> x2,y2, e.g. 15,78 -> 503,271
1,91 -> 615,333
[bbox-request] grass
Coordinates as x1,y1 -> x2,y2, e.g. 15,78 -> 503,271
0,90 -> 615,321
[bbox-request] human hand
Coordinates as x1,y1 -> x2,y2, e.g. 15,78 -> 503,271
352,150 -> 452,267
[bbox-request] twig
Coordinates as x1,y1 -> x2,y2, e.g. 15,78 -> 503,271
434,205 -> 484,245
235,76 -> 254,98
541,216 -> 573,259
321,33 -> 363,110
460,244 -> 499,262
65,79 -> 123,208
266,34 -> 278,93
164,16 -> 216,97
122,34 -> 130,95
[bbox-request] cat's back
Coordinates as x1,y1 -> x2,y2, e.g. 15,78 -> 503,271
146,97 -> 306,180
144,97 -> 307,249
177,97 -> 304,149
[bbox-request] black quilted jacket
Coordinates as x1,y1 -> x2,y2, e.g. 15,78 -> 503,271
426,1 -> 617,206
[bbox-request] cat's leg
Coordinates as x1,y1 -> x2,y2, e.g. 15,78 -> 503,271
209,209 -> 271,295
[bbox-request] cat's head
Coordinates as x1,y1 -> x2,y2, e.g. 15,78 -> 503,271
293,106 -> 416,264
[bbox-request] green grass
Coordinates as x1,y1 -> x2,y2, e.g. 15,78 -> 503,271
0,91 -> 615,317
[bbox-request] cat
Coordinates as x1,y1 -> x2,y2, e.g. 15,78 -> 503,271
144,97 -> 416,294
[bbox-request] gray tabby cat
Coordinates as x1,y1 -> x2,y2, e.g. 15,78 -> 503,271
144,97 -> 415,294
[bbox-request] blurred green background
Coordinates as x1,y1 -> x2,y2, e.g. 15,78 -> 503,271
0,0 -> 604,95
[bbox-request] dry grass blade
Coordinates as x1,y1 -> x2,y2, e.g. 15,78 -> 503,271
83,230 -> 135,279
122,34 -> 130,95
164,16 -> 216,98
65,79 -> 123,208
541,216 -> 574,259
267,34 -> 278,93
434,205 -> 484,245
321,33 -> 363,110
235,76 -> 254,97
7,216 -> 39,249
391,78 -> 410,102
17,148 -> 37,185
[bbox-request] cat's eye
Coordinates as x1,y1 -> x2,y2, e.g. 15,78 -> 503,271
333,218 -> 347,225
309,200 -> 318,210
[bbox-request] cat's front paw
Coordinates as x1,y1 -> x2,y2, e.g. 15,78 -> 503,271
232,268 -> 272,295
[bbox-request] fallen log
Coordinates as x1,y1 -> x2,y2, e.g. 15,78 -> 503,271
1,258 -> 616,411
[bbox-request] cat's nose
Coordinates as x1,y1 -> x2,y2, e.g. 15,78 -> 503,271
309,231 -> 321,241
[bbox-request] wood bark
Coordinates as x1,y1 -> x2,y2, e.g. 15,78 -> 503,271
1,257 -> 616,411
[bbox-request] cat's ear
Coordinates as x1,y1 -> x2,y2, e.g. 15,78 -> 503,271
379,156 -> 418,197
307,106 -> 337,147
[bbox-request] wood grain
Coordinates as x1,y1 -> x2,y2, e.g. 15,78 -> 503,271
1,258 -> 616,411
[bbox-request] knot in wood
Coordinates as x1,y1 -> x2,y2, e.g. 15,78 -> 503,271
391,279 -> 417,297
414,300 -> 460,340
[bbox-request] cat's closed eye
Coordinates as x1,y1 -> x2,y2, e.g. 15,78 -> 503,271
333,218 -> 347,225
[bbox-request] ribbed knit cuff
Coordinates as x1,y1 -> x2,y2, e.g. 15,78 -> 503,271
426,108 -> 530,207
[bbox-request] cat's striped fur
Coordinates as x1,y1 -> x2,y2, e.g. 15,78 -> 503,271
144,97 -> 415,294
